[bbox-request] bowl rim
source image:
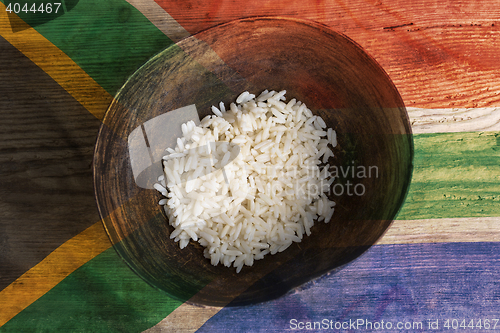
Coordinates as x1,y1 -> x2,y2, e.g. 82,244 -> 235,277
92,16 -> 415,306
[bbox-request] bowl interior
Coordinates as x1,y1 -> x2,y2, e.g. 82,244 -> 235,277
93,17 -> 413,306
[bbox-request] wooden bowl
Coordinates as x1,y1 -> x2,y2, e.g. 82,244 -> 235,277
93,17 -> 413,306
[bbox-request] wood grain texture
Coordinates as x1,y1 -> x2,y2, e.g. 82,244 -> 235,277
0,0 -> 498,330
396,132 -> 500,221
143,304 -> 221,333
146,218 -> 500,333
0,247 -> 185,333
0,2 -> 112,120
0,222 -> 110,327
196,242 -> 500,333
155,0 -> 500,110
409,107 -> 500,133
0,191 -> 155,326
379,217 -> 500,245
0,36 -> 103,290
125,0 -> 190,42
0,0 -> 174,294
26,0 -> 174,97
131,1 -> 500,133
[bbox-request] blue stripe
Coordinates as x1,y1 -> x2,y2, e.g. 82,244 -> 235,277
198,242 -> 500,332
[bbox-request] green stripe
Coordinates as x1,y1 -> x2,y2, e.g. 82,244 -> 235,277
0,248 -> 184,333
396,131 -> 500,220
2,0 -> 174,96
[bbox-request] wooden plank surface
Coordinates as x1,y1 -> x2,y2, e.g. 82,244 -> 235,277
0,35 -> 102,290
154,0 -> 500,109
0,0 -> 172,289
0,0 -> 499,331
195,242 -> 500,333
408,107 -> 500,133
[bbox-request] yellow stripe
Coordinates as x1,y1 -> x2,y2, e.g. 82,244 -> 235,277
0,2 -> 112,120
0,222 -> 111,327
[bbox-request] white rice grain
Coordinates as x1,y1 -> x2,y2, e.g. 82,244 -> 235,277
155,90 -> 337,272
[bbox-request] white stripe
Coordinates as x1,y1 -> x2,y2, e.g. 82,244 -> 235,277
408,107 -> 500,133
143,302 -> 222,333
378,216 -> 500,244
124,0 -> 190,42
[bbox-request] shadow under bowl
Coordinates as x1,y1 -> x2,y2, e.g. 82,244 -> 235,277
93,17 -> 413,307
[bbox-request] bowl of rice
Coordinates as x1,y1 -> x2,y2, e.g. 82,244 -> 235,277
93,17 -> 413,306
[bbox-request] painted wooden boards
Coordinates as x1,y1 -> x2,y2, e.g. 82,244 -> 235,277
0,0 -> 499,331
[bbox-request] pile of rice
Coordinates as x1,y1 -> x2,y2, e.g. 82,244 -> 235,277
154,90 -> 337,273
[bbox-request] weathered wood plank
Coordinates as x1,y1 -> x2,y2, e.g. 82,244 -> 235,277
0,36 -> 103,290
127,0 -> 500,131
195,242 -> 500,333
396,132 -> 500,220
379,217 -> 500,244
0,222 -> 110,327
124,0 -> 190,42
144,304 -> 222,333
0,2 -> 112,120
153,0 -> 500,110
0,0 -> 173,291
409,107 -> 500,133
1,1 -> 499,331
